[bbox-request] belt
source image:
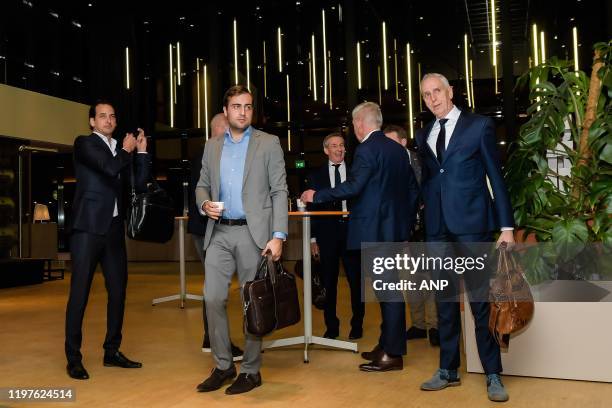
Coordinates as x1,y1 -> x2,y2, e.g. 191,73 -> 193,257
217,218 -> 248,226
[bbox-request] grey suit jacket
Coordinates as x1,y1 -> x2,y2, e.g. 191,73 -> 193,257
195,128 -> 289,250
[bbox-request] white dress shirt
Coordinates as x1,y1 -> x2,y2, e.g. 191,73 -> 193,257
328,160 -> 348,213
426,105 -> 461,157
94,132 -> 119,217
361,129 -> 378,144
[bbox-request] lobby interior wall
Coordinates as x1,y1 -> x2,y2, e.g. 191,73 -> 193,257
0,84 -> 90,146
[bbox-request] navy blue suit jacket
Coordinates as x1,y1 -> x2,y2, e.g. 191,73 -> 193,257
416,111 -> 514,236
314,131 -> 419,250
71,133 -> 151,236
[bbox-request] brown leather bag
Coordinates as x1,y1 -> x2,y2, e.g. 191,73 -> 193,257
489,243 -> 535,348
243,255 -> 301,337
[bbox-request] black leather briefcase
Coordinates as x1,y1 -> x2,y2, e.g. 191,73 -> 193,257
243,255 -> 301,337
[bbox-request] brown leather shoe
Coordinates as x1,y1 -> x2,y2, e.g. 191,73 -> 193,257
359,351 -> 403,372
360,344 -> 383,361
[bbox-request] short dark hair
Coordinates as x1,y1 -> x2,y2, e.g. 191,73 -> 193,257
222,85 -> 252,107
383,124 -> 408,141
89,99 -> 115,120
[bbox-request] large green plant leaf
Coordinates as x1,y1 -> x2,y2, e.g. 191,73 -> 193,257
552,219 -> 588,261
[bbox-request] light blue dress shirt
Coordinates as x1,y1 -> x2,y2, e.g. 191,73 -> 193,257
219,126 -> 286,240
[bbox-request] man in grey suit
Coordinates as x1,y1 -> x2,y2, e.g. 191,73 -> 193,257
195,85 -> 288,395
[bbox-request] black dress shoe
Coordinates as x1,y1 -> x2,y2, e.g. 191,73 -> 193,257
225,372 -> 262,395
348,327 -> 363,340
323,329 -> 339,339
103,351 -> 142,368
67,362 -> 89,380
202,336 -> 211,352
361,344 -> 383,361
359,352 -> 403,372
406,326 -> 427,340
428,328 -> 440,346
196,366 -> 237,392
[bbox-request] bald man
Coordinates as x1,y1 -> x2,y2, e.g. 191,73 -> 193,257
188,113 -> 242,360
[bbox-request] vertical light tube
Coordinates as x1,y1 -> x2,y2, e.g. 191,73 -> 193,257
286,74 -> 291,151
204,64 -> 209,140
234,20 -> 239,84
328,51 -> 333,109
532,24 -> 539,67
311,34 -> 317,101
540,31 -> 546,63
246,48 -> 250,90
263,41 -> 267,97
308,51 -> 312,90
357,42 -> 362,89
125,47 -> 130,90
406,43 -> 414,139
470,59 -> 476,108
491,0 -> 497,67
572,26 -> 579,73
464,34 -> 471,108
418,62 -> 423,112
176,42 -> 182,86
169,44 -> 174,127
196,58 -> 201,128
394,39 -> 399,100
382,22 -> 388,90
322,9 -> 328,104
277,27 -> 283,73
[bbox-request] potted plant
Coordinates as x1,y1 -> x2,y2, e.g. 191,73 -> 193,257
505,41 -> 612,283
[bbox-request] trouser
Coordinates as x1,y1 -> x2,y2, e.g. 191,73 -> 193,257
192,234 -> 209,339
65,217 -> 127,363
204,224 -> 261,374
407,290 -> 438,329
428,222 -> 502,374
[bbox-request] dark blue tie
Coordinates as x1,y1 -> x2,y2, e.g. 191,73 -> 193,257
436,118 -> 449,162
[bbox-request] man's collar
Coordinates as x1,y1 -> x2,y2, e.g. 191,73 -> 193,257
438,105 -> 461,122
328,160 -> 345,167
93,131 -> 116,146
225,126 -> 252,143
361,129 -> 379,143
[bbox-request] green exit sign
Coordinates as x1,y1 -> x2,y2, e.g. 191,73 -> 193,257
295,160 -> 306,169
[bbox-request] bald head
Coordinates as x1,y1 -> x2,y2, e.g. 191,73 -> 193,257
210,113 -> 228,138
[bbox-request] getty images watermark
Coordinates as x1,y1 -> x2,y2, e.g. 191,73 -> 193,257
359,242 -> 612,303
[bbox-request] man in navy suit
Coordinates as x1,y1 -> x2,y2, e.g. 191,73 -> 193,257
65,100 -> 151,380
301,102 -> 419,372
416,73 -> 514,402
306,132 -> 363,340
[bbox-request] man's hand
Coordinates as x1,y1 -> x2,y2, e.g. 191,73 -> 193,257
136,128 -> 147,153
496,230 -> 515,249
122,133 -> 136,153
301,189 -> 316,203
262,238 -> 283,261
202,201 -> 223,220
310,242 -> 320,259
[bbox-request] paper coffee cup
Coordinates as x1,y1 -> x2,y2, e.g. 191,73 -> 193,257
211,201 -> 225,210
296,198 -> 306,210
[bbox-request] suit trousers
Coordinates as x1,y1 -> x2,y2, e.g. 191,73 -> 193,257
427,224 -> 502,375
318,221 -> 364,333
204,224 -> 261,374
192,234 -> 209,339
65,217 -> 127,363
407,289 -> 438,330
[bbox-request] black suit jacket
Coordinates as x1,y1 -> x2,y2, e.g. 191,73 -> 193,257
306,162 -> 350,244
71,133 -> 151,236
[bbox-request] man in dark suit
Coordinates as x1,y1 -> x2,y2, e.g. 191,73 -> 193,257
65,100 -> 151,380
188,113 -> 242,359
301,102 -> 419,372
416,73 -> 514,402
306,132 -> 363,340
383,124 -> 439,347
